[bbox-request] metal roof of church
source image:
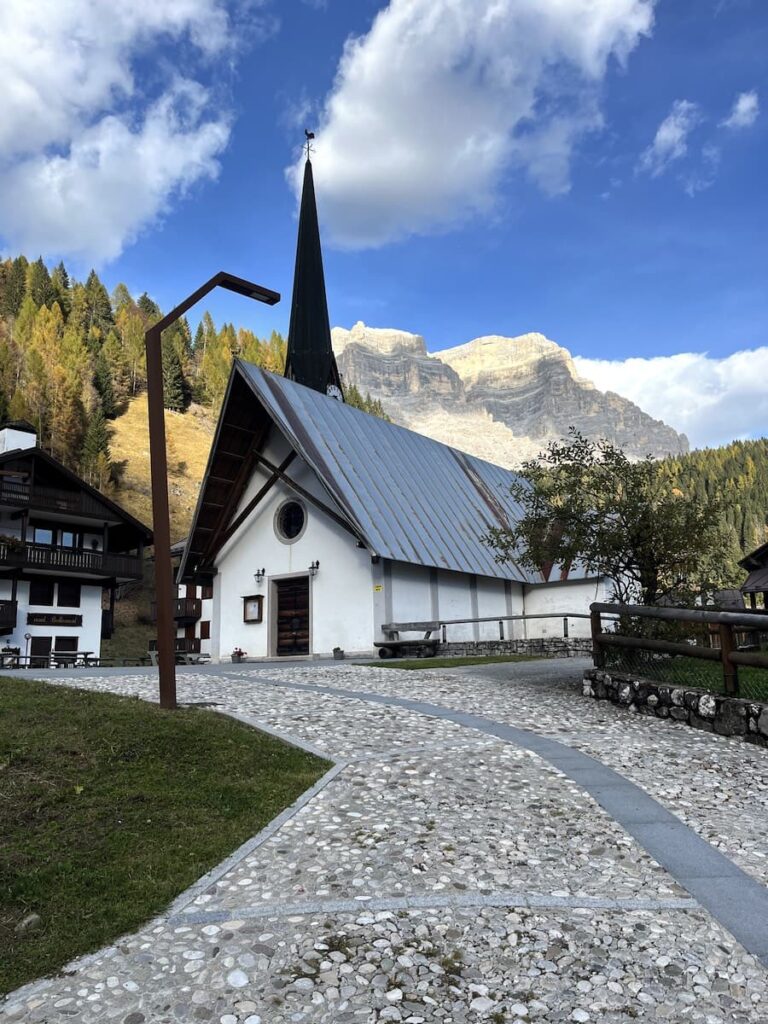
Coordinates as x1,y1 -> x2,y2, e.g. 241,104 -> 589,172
237,361 -> 539,583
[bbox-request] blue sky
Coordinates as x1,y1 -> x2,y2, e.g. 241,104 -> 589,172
1,0 -> 766,446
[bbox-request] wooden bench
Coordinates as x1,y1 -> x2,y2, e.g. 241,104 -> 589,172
375,621 -> 440,659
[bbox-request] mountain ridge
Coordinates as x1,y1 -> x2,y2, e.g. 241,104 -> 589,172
332,321 -> 689,468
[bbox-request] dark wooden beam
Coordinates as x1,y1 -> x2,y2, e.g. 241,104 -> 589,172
199,422 -> 272,563
217,452 -> 297,550
251,453 -> 362,541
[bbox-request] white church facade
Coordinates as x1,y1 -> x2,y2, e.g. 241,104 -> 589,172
177,363 -> 606,661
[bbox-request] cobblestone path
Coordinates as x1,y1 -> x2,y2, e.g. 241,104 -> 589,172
4,661 -> 768,1024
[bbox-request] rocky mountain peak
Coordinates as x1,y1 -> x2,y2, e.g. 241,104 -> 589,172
332,321 -> 427,357
333,322 -> 688,466
436,332 -> 588,388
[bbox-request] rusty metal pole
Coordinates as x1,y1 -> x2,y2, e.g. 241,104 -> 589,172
145,324 -> 177,709
143,273 -> 280,710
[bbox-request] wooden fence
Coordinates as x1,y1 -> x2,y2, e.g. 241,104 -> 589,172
590,603 -> 768,697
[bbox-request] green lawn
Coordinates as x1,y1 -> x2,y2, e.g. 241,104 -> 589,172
0,677 -> 330,995
365,654 -> 540,671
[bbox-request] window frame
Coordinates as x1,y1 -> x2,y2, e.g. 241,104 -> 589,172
29,579 -> 55,607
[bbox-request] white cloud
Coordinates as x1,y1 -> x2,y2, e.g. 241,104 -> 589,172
638,99 -> 701,177
290,0 -> 655,248
722,90 -> 760,129
574,348 -> 768,449
682,142 -> 720,197
0,0 -> 252,263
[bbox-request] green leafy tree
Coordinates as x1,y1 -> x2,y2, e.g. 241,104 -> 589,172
485,430 -> 734,606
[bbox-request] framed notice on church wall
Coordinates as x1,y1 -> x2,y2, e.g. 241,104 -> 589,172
243,595 -> 264,623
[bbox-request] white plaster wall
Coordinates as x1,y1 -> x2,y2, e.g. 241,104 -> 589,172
389,562 -> 433,624
436,570 -> 475,642
213,466 -> 373,660
523,578 -> 606,638
0,427 -> 36,453
476,577 -> 514,641
2,580 -> 103,657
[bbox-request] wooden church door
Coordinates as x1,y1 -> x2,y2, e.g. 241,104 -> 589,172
275,577 -> 310,656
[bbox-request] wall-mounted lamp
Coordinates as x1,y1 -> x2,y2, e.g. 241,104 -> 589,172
309,560 -> 320,578
254,568 -> 266,584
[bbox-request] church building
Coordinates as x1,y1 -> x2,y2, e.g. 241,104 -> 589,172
177,152 -> 605,661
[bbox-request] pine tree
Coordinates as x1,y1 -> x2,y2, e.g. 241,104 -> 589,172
162,343 -> 189,412
111,283 -> 134,315
137,292 -> 161,322
0,257 -> 28,319
85,269 -> 114,339
25,257 -> 56,308
51,261 -> 72,320
101,329 -> 131,412
81,406 -> 113,486
93,349 -> 117,418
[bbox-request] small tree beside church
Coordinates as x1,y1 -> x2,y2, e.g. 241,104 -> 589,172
485,430 -> 734,606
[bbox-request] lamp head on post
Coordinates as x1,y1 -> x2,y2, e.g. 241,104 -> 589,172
309,560 -> 320,578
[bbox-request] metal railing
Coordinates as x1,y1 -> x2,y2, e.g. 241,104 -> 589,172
0,541 -> 142,579
590,603 -> 768,700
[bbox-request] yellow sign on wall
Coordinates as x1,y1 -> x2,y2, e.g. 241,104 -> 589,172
374,585 -> 383,592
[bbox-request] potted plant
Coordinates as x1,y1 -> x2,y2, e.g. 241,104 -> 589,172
231,647 -> 247,663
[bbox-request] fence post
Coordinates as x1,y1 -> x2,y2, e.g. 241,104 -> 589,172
563,617 -> 569,639
718,622 -> 739,697
499,620 -> 504,641
590,608 -> 605,669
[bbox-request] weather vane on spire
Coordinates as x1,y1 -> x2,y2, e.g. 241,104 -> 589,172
304,129 -> 315,161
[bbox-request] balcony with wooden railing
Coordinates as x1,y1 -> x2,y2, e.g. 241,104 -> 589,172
0,479 -> 110,519
150,597 -> 202,624
0,540 -> 143,580
148,636 -> 201,654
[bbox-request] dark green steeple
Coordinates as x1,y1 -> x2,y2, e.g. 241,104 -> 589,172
284,155 -> 343,399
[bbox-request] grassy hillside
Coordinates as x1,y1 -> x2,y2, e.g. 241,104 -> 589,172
111,394 -> 215,542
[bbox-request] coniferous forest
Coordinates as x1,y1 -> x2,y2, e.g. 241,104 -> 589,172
0,254 -> 765,573
0,255 -> 387,492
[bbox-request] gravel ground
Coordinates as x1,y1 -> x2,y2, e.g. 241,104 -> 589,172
4,659 -> 767,1024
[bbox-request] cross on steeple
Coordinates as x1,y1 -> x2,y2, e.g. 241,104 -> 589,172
283,133 -> 344,400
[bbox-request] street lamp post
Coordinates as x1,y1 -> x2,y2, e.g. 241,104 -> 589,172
146,272 -> 280,709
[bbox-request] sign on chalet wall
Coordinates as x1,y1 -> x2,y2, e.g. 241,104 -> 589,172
26,613 -> 83,627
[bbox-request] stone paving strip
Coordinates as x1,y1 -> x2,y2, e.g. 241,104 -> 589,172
4,662 -> 767,1023
180,745 -> 687,920
253,665 -> 768,889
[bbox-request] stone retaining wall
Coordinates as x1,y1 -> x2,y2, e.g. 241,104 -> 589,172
438,638 -> 592,659
583,668 -> 768,747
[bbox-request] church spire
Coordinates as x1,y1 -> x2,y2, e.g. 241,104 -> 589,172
284,134 -> 343,399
